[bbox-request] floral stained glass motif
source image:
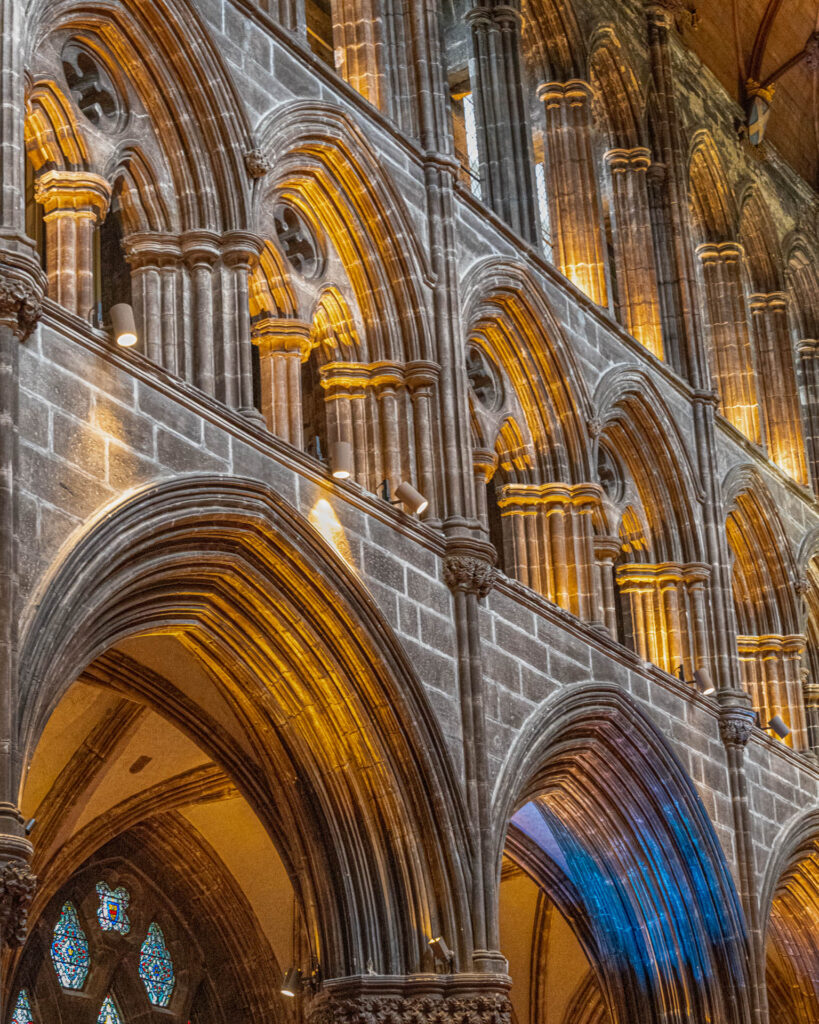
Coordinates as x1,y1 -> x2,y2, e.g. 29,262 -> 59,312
50,901 -> 90,989
97,995 -> 122,1024
10,990 -> 34,1024
95,882 -> 131,934
139,922 -> 175,1007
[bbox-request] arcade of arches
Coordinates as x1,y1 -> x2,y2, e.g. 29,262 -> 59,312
0,0 -> 817,1022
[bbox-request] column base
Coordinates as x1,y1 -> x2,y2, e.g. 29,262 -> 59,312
239,405 -> 268,430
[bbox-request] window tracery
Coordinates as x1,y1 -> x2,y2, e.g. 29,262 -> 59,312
96,882 -> 131,934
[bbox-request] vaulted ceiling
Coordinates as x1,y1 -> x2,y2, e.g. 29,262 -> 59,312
684,0 -> 819,185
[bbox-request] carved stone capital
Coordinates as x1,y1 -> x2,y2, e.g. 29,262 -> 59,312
0,859 -> 37,948
0,249 -> 47,340
444,554 -> 498,598
717,689 -> 756,749
307,977 -> 512,1024
244,149 -> 272,179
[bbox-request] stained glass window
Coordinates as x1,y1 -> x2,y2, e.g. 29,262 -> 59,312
95,882 -> 130,934
10,990 -> 34,1024
50,901 -> 90,989
139,922 -> 174,1007
97,995 -> 122,1024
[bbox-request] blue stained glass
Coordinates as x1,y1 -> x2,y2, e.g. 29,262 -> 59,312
10,990 -> 34,1024
50,901 -> 90,990
95,882 -> 130,934
97,995 -> 122,1024
139,922 -> 175,1007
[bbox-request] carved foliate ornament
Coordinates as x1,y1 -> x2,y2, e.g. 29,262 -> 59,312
444,555 -> 498,598
718,705 -> 757,748
308,993 -> 512,1024
0,269 -> 44,340
244,149 -> 272,179
0,860 -> 37,948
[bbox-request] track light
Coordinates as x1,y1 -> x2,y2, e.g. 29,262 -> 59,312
693,668 -> 715,695
110,303 -> 137,348
281,966 -> 302,997
24,818 -> 36,836
330,441 -> 353,480
394,481 -> 428,516
768,714 -> 791,740
428,935 -> 454,966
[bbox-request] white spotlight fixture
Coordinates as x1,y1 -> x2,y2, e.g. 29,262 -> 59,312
693,668 -> 715,695
110,303 -> 138,348
768,714 -> 791,740
330,441 -> 354,480
281,966 -> 302,997
428,935 -> 454,967
394,481 -> 428,516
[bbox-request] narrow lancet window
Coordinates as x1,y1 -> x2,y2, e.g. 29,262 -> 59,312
10,990 -> 34,1024
51,901 -> 90,990
97,995 -> 122,1024
139,922 -> 175,1007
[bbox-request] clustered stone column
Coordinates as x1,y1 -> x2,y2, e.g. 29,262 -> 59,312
126,229 -> 263,419
125,232 -> 183,371
604,147 -> 664,358
537,80 -> 607,306
181,230 -> 221,397
802,669 -> 819,754
220,231 -> 264,419
332,0 -> 385,110
498,483 -> 602,624
320,360 -> 439,517
718,688 -> 767,1020
749,292 -> 808,484
695,242 -> 761,443
34,170 -> 111,320
472,448 -> 498,534
252,316 -> 312,445
615,562 -> 710,677
797,339 -> 819,495
466,2 -> 537,243
737,634 -> 808,749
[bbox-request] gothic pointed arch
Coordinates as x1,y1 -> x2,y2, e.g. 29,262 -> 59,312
25,0 -> 256,233
461,259 -> 592,485
760,809 -> 819,1024
738,185 -> 783,295
724,465 -> 806,745
521,0 -> 585,83
723,466 -> 800,638
593,367 -> 703,565
588,27 -> 644,151
255,101 -> 434,365
687,131 -> 737,245
17,476 -> 470,978
492,684 -> 751,1024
